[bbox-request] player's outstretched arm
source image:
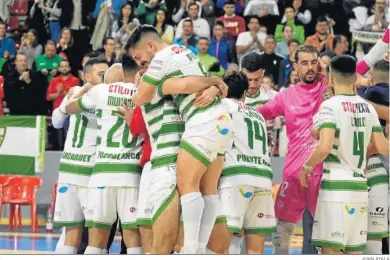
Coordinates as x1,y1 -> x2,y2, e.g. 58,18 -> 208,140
66,99 -> 83,114
52,87 -> 78,128
132,79 -> 156,106
368,102 -> 389,122
66,87 -> 97,115
161,76 -> 225,95
371,131 -> 390,156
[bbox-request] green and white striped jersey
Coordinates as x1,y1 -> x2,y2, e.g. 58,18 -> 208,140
366,155 -> 389,189
244,89 -> 278,108
78,82 -> 143,187
220,99 -> 273,189
58,86 -> 97,186
142,45 -> 225,124
315,95 -> 382,202
141,95 -> 184,169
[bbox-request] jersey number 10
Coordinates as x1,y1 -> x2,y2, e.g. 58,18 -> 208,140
244,117 -> 267,154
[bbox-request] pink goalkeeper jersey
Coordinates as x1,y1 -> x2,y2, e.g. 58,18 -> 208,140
258,76 -> 328,179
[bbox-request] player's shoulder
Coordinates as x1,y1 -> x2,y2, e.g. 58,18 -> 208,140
154,45 -> 183,59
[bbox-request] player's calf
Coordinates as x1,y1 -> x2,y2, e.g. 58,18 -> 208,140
272,219 -> 296,254
246,234 -> 266,254
207,222 -> 230,254
122,228 -> 142,254
139,226 -> 153,253
85,227 -> 110,254
173,225 -> 184,253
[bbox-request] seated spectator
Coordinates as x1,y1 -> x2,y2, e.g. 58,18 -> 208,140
243,0 -> 280,34
174,19 -> 199,55
216,0 -> 245,16
216,0 -> 246,40
325,34 -> 349,57
3,54 -> 47,115
305,16 -> 334,53
172,0 -> 202,25
259,36 -> 284,89
199,0 -> 216,26
100,37 -> 117,66
175,3 -> 210,39
275,7 -> 305,44
277,39 -> 299,87
34,40 -> 64,82
153,9 -> 174,44
112,2 -> 141,45
275,25 -> 293,58
0,21 -> 15,60
260,25 -> 267,34
19,29 -> 43,69
280,0 -> 312,25
136,0 -> 168,25
197,38 -> 225,77
236,16 -> 266,61
365,0 -> 389,30
0,57 -> 6,72
209,21 -> 237,70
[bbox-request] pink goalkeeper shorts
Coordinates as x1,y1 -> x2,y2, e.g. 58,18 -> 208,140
274,174 -> 321,223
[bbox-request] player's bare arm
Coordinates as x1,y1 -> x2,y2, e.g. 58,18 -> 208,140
368,102 -> 389,122
70,83 -> 93,100
132,79 -> 156,106
117,102 -> 134,125
65,98 -> 83,114
300,128 -> 335,188
161,76 -> 227,96
371,131 -> 390,156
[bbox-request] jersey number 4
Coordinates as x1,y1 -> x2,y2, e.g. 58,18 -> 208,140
244,118 -> 267,154
353,131 -> 364,168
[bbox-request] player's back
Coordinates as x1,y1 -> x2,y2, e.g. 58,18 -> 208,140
89,82 -> 144,186
244,89 -> 278,108
320,95 -> 381,202
220,99 -> 272,189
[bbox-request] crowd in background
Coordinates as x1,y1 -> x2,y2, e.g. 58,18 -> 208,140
0,0 -> 388,151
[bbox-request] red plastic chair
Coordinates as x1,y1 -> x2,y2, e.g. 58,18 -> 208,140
0,175 -> 17,229
50,183 -> 57,213
7,176 -> 43,232
6,16 -> 19,31
9,0 -> 29,15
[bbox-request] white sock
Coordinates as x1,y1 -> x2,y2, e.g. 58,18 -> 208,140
365,240 -> 382,254
198,195 -> 220,252
55,245 -> 77,254
84,246 -> 103,254
55,227 -> 66,250
127,247 -> 142,254
229,236 -> 243,254
102,249 -> 108,254
181,192 -> 205,253
206,248 -> 217,254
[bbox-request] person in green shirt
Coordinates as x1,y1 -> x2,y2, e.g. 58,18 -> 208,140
0,57 -> 6,73
197,37 -> 225,77
34,40 -> 63,82
275,7 -> 305,44
136,0 -> 168,25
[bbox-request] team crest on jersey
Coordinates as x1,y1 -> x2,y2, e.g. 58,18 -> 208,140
0,127 -> 6,148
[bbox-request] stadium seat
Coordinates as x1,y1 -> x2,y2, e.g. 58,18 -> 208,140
7,16 -> 19,31
0,175 -> 17,229
9,0 -> 29,16
6,176 -> 43,232
50,183 -> 57,214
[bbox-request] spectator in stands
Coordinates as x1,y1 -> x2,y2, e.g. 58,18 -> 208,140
0,0 -> 13,24
228,62 -> 239,72
0,75 -> 3,116
172,0 -> 202,24
3,54 -> 47,115
236,16 -> 266,61
174,19 -> 199,54
175,3 -> 210,39
112,2 -> 141,45
136,0 -> 168,25
216,0 -> 245,16
34,40 -> 64,82
29,0 -> 49,46
0,21 -> 15,60
115,42 -> 124,61
281,0 -> 312,25
100,37 -> 117,67
365,0 -> 389,30
275,7 -> 305,45
243,0 -> 280,35
153,9 -> 174,44
93,0 -> 126,19
34,0 -> 62,42
305,16 -> 334,53
278,39 -> 299,87
0,57 -> 6,72
19,29 -> 43,69
197,37 -> 225,77
326,34 -> 349,57
199,0 -> 216,26
275,25 -> 293,58
259,35 -> 284,88
216,0 -> 246,40
209,21 -> 237,70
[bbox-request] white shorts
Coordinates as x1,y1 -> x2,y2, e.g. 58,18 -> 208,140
137,162 -> 153,226
180,111 -> 233,167
219,185 -> 276,234
146,164 -> 177,224
54,183 -> 88,227
367,156 -> 389,239
312,200 -> 368,252
85,186 -> 138,230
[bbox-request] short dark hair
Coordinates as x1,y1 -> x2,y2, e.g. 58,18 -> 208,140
188,3 -> 199,10
316,15 -> 328,24
371,59 -> 389,83
263,74 -> 274,82
241,52 -> 265,72
294,44 -> 318,63
121,54 -> 138,74
330,55 -> 357,84
373,59 -> 389,72
183,18 -> 193,26
282,24 -> 292,32
288,39 -> 300,46
60,59 -> 70,65
84,57 -> 108,73
45,40 -> 56,47
332,35 -> 344,49
198,37 -> 209,42
84,51 -> 101,59
0,21 -> 6,27
222,71 -> 249,99
103,37 -> 115,46
248,16 -> 260,24
224,0 -> 235,6
214,21 -> 225,28
125,25 -> 159,51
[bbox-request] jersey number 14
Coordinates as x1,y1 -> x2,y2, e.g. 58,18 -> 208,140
244,117 -> 267,154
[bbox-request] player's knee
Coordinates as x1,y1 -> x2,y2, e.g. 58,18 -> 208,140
176,174 -> 199,194
152,228 -> 177,253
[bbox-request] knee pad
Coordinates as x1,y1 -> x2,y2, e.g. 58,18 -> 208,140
272,219 -> 296,254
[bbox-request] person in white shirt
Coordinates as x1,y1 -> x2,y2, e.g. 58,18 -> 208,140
175,3 -> 210,39
365,0 -> 389,30
244,0 -> 279,17
236,16 -> 266,61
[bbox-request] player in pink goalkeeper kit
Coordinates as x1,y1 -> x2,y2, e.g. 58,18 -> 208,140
257,45 -> 326,254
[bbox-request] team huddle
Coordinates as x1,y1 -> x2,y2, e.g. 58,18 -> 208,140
51,24 -> 390,255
